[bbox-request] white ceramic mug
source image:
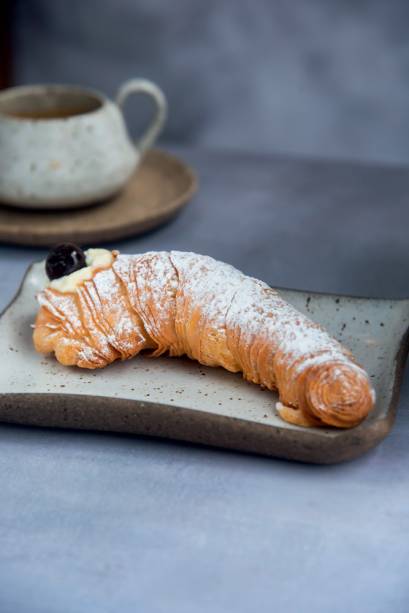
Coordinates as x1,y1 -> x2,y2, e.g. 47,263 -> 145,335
0,80 -> 167,208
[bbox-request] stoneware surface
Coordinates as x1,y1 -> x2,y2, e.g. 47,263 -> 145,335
0,81 -> 167,208
1,260 -> 408,464
0,149 -> 196,246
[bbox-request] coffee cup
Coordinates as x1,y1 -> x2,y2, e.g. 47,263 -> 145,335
0,79 -> 167,208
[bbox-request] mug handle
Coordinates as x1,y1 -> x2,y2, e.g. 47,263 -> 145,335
115,79 -> 167,154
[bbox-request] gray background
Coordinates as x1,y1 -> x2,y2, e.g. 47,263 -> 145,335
0,148 -> 409,613
10,0 -> 409,164
2,3 -> 409,612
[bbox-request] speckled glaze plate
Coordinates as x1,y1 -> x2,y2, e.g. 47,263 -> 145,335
0,262 -> 408,463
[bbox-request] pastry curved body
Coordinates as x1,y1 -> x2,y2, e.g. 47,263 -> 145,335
34,250 -> 375,428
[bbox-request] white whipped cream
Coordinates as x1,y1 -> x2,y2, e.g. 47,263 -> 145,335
48,248 -> 113,293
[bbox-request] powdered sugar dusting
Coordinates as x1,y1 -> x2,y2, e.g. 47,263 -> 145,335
35,250 -> 371,410
169,251 -> 243,368
226,273 -> 357,375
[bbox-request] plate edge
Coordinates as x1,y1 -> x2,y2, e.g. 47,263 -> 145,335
0,391 -> 397,465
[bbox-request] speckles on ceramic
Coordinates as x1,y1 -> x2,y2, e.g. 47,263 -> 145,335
0,263 -> 408,463
0,81 -> 167,209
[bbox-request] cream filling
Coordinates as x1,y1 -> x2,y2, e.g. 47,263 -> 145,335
48,248 -> 113,292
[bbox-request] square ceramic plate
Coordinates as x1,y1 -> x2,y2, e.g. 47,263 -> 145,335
0,262 -> 408,464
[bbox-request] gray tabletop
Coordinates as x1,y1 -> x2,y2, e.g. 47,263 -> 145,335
1,147 -> 408,613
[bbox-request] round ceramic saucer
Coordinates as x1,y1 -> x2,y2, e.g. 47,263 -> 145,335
0,149 -> 197,246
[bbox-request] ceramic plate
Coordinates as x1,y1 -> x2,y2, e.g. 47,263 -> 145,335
0,262 -> 408,463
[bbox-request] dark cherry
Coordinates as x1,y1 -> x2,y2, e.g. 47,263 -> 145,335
45,243 -> 86,280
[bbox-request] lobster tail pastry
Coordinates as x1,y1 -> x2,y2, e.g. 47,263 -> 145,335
33,249 -> 375,429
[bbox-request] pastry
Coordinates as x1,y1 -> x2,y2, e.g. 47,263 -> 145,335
33,244 -> 375,428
